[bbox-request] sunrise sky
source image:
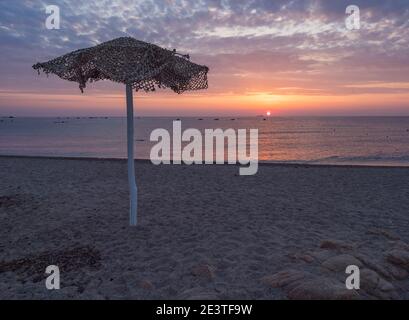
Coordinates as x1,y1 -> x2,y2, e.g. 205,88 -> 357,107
0,0 -> 408,116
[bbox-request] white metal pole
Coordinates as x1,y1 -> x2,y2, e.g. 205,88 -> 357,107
126,84 -> 137,226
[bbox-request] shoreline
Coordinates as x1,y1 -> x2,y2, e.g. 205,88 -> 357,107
1,154 -> 409,170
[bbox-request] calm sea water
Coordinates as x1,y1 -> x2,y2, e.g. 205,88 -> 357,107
1,116 -> 409,166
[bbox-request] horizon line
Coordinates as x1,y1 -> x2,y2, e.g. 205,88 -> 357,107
3,115 -> 409,118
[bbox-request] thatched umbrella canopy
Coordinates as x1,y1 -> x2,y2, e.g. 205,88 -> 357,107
33,37 -> 209,226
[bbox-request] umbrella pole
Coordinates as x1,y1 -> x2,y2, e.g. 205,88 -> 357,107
126,84 -> 137,226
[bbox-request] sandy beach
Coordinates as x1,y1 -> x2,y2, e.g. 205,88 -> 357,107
1,156 -> 409,299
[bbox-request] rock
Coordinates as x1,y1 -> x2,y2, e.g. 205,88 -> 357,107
377,278 -> 395,292
308,250 -> 334,263
293,254 -> 315,263
360,268 -> 380,291
263,269 -> 360,300
191,264 -> 215,280
322,254 -> 363,272
358,252 -> 409,280
0,195 -> 19,208
386,249 -> 409,268
320,240 -> 353,251
299,255 -> 314,263
287,277 -> 360,300
369,278 -> 399,300
139,280 -> 154,290
387,265 -> 409,280
298,254 -> 315,263
360,269 -> 399,300
261,270 -> 306,288
367,228 -> 400,241
355,254 -> 393,280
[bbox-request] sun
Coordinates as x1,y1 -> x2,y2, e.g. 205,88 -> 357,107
266,111 -> 271,116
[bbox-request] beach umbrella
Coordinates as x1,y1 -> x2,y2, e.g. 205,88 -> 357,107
33,37 -> 209,226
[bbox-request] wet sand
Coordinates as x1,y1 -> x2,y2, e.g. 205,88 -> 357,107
1,156 -> 409,299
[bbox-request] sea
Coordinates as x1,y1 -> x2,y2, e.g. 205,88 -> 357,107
1,116 -> 409,166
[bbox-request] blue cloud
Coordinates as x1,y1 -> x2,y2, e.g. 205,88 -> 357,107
0,0 -> 408,95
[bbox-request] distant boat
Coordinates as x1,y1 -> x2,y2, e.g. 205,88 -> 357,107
198,118 -> 203,120
214,118 -> 219,120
